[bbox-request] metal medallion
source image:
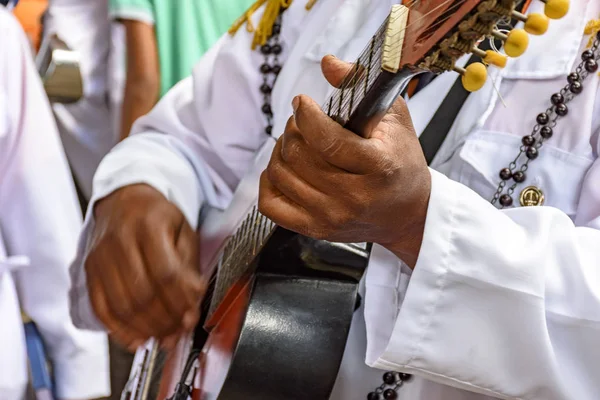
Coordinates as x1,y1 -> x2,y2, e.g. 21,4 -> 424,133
520,186 -> 545,207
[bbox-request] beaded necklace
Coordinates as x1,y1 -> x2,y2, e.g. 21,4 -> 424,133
367,24 -> 600,400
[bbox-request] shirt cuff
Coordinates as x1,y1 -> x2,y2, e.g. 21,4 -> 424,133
53,333 -> 110,399
364,170 -> 530,398
109,5 -> 155,25
69,134 -> 204,330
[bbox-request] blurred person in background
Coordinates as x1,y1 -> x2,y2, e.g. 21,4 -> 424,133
12,0 -> 47,51
44,0 -> 125,204
111,0 -> 253,142
0,5 -> 109,400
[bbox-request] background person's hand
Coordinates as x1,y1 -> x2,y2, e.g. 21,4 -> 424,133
85,184 -> 205,351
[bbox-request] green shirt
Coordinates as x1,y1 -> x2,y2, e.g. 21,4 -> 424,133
110,0 -> 251,96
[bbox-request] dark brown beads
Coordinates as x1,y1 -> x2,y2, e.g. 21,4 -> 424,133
555,103 -> 568,116
265,125 -> 273,135
260,64 -> 271,74
260,44 -> 272,55
272,44 -> 283,55
260,84 -> 272,94
550,93 -> 564,105
367,392 -> 379,400
540,126 -> 553,139
398,373 -> 413,382
383,372 -> 396,385
272,23 -> 281,35
570,81 -> 583,94
567,72 -> 580,84
522,135 -> 535,146
585,59 -> 598,73
536,113 -> 549,125
500,194 -> 513,207
272,64 -> 282,74
526,146 -> 539,160
500,168 -> 512,180
582,50 -> 594,60
262,104 -> 272,115
383,389 -> 398,399
513,171 -> 526,183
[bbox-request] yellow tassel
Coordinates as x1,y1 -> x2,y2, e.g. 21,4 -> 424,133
229,0 -> 318,49
584,18 -> 600,48
306,0 -> 318,10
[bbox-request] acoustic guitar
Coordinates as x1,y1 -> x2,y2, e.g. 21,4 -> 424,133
121,0 -> 562,399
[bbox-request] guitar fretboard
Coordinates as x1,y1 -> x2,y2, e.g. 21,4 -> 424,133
207,9 -> 405,319
208,206 -> 276,319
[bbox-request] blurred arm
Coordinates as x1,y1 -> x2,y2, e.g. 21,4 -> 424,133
118,18 -> 160,141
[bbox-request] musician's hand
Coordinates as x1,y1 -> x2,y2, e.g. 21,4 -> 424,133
85,184 -> 205,351
259,56 -> 431,268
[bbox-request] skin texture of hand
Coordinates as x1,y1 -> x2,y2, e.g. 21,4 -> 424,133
85,184 -> 205,351
259,56 -> 432,268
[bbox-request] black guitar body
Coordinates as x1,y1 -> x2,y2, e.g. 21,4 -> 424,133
198,228 -> 368,400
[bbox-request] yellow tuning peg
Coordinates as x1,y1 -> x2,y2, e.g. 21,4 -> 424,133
512,11 -> 550,35
472,47 -> 508,68
455,62 -> 488,92
493,28 -> 529,57
542,0 -> 569,19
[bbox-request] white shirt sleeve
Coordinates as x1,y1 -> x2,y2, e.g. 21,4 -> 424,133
69,15 -> 278,328
365,162 -> 600,399
0,10 -> 109,399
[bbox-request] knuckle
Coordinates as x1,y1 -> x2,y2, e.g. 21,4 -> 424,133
157,265 -> 179,286
320,136 -> 344,159
328,211 -> 351,229
266,159 -> 286,185
114,303 -> 135,320
131,290 -> 155,312
282,134 -> 304,163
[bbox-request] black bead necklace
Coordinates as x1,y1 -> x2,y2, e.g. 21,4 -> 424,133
492,32 -> 600,208
259,14 -> 284,136
367,30 -> 600,400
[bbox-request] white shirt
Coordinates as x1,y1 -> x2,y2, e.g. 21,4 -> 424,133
45,0 -> 125,200
70,0 -> 600,399
0,9 -> 110,399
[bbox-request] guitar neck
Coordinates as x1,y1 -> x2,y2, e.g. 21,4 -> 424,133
205,6 -> 412,323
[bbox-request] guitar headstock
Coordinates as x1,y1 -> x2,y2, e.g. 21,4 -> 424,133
384,0 -> 570,91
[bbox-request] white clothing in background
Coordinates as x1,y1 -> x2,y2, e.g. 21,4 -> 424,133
45,0 -> 124,200
0,9 -> 110,399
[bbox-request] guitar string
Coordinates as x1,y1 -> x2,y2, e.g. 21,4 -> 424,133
333,0 -> 478,117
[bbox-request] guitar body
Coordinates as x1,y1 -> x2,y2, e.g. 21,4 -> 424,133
197,228 -> 368,400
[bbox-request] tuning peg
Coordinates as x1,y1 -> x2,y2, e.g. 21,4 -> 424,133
472,47 -> 508,68
493,28 -> 529,57
512,11 -> 550,35
540,0 -> 569,19
454,62 -> 488,92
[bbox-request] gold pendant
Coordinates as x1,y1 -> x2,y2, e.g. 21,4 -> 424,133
520,186 -> 545,207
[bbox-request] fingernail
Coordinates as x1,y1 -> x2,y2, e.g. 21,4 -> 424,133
292,96 -> 300,115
